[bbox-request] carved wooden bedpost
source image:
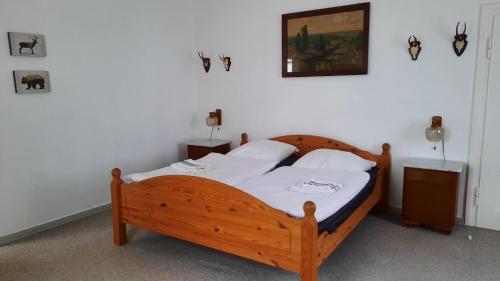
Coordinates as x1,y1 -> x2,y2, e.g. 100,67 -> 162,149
301,201 -> 318,281
111,168 -> 127,245
240,133 -> 249,145
377,143 -> 391,213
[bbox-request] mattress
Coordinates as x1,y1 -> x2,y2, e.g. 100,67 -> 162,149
122,153 -> 277,186
237,166 -> 376,229
276,156 -> 377,232
317,167 -> 377,233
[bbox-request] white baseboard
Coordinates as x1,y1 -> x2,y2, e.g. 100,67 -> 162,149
387,206 -> 465,225
388,206 -> 402,215
0,203 -> 111,246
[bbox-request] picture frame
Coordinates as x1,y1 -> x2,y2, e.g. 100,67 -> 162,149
13,71 -> 51,93
8,32 -> 47,57
282,3 -> 370,77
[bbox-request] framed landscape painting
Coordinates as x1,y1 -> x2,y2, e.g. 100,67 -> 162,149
282,3 -> 370,77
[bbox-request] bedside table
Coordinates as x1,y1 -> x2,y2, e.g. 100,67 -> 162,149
186,139 -> 231,160
402,158 -> 464,234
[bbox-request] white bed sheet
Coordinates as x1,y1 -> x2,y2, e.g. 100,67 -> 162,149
236,166 -> 370,222
122,153 -> 277,186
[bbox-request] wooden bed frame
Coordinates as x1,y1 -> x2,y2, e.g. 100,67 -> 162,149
111,134 -> 391,281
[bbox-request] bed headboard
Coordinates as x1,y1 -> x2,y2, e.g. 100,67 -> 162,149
240,133 -> 389,164
240,133 -> 391,212
272,135 -> 388,161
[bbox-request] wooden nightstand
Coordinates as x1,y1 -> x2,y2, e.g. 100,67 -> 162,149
402,158 -> 464,234
186,139 -> 231,160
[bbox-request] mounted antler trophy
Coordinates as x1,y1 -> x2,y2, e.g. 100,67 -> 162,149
453,21 -> 468,57
408,35 -> 422,61
198,51 -> 211,73
219,54 -> 231,72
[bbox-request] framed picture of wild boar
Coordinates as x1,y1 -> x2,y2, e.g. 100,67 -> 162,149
282,3 -> 370,77
13,71 -> 51,93
8,32 -> 47,57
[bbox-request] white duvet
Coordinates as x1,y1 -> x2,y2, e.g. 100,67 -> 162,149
236,166 -> 370,222
122,153 -> 277,186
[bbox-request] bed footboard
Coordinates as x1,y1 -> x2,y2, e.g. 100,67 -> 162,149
110,140 -> 391,281
110,170 -> 314,273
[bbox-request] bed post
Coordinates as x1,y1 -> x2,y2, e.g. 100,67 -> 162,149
301,201 -> 318,281
111,168 -> 127,245
240,133 -> 248,145
376,143 -> 391,213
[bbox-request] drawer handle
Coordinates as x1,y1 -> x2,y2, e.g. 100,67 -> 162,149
160,203 -> 167,208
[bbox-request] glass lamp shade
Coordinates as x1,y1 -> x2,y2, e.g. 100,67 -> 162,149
425,126 -> 445,142
425,116 -> 445,142
206,116 -> 218,127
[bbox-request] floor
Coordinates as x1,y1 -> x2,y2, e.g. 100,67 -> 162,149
1,211 -> 499,281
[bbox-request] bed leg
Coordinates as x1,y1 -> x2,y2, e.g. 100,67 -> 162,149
111,168 -> 127,245
375,143 -> 391,213
301,201 -> 318,281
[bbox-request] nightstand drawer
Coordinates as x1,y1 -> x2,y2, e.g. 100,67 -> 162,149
186,139 -> 231,160
187,144 -> 230,160
405,167 -> 453,184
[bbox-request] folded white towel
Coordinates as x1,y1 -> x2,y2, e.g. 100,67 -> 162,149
170,163 -> 208,174
289,179 -> 344,194
170,159 -> 214,174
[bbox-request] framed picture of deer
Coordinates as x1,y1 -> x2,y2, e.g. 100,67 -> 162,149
8,32 -> 47,57
13,71 -> 51,93
282,3 -> 370,77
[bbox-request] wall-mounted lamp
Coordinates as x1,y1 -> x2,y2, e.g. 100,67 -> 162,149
425,116 -> 446,161
206,109 -> 221,141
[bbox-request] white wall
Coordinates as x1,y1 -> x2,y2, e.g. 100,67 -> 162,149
0,0 -> 196,237
0,0 -> 486,237
192,0 -> 484,215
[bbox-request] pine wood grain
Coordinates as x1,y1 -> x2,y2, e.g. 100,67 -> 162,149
110,133 -> 391,281
316,168 -> 384,265
111,168 -> 127,245
301,201 -> 318,281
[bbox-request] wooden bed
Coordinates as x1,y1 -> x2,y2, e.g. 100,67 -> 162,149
110,134 -> 391,281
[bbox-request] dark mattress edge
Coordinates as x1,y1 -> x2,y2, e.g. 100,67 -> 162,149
274,155 -> 378,234
317,167 -> 378,234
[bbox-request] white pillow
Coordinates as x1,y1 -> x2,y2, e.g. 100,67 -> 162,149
292,149 -> 376,172
227,139 -> 298,163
